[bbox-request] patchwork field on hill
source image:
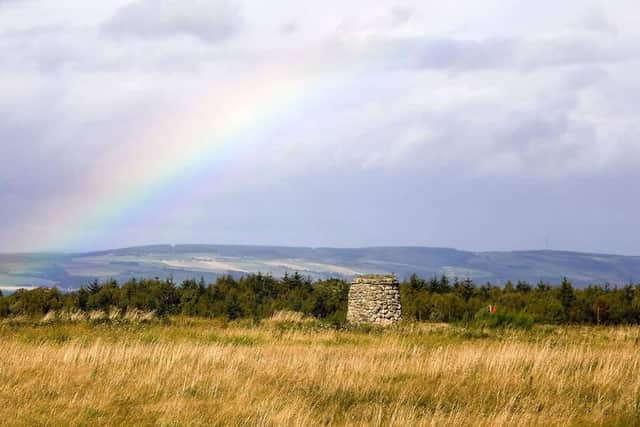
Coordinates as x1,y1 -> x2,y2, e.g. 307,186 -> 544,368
2,244 -> 640,291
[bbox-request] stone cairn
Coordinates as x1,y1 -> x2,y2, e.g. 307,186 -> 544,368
347,275 -> 402,325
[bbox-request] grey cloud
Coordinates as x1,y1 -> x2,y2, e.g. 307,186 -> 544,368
102,0 -> 242,43
363,33 -> 640,72
280,57 -> 637,178
578,7 -> 617,34
0,26 -> 91,73
390,6 -> 413,27
565,66 -> 607,90
280,21 -> 297,35
500,115 -> 570,150
411,37 -> 515,69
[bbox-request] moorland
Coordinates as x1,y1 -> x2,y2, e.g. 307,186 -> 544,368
1,315 -> 639,426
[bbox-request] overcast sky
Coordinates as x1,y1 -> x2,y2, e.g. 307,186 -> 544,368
1,0 -> 640,254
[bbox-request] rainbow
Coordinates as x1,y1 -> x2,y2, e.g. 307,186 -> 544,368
26,43 -> 400,251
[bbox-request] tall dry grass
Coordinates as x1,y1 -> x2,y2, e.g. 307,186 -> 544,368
0,318 -> 639,426
39,309 -> 157,323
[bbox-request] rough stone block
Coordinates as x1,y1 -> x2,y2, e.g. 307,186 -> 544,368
347,274 -> 402,325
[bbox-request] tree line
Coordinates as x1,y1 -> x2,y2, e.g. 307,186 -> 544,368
1,273 -> 640,325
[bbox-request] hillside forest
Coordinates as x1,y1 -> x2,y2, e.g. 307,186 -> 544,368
2,273 -> 640,325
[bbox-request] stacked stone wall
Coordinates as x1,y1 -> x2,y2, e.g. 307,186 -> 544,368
347,275 -> 402,325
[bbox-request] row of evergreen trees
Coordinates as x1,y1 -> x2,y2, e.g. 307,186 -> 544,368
401,275 -> 640,324
1,272 -> 640,324
0,273 -> 348,323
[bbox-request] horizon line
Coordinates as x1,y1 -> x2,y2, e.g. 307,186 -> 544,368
1,243 -> 638,258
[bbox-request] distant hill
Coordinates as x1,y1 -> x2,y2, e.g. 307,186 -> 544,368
1,244 -> 640,290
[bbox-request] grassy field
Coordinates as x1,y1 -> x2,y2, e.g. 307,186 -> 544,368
1,315 -> 640,426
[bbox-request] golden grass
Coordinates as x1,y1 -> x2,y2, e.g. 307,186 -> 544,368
265,310 -> 316,325
39,309 -> 158,323
1,318 -> 639,426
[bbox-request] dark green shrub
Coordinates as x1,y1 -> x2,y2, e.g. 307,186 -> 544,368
475,309 -> 534,330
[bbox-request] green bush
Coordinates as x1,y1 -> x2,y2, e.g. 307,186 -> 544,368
474,309 -> 534,330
